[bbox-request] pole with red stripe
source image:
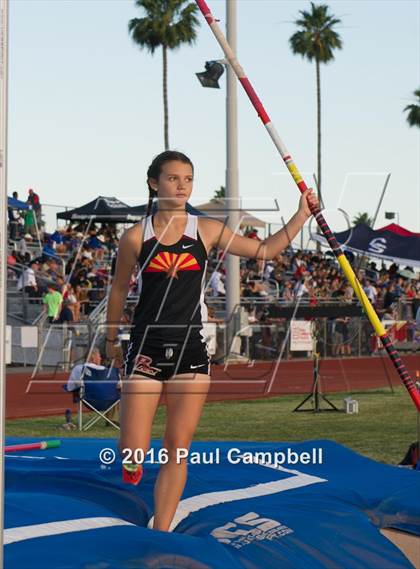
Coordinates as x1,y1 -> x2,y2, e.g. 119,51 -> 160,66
195,0 -> 420,411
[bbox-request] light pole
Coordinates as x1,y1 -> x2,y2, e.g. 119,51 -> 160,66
196,0 -> 241,352
372,173 -> 391,228
0,0 -> 8,564
225,0 -> 241,345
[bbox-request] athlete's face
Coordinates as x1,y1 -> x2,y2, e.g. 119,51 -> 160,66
149,161 -> 193,207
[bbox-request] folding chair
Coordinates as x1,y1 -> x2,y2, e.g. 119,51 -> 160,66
65,366 -> 121,431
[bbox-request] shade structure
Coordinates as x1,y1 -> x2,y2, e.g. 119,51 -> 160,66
56,196 -> 139,223
193,199 -> 266,228
57,197 -> 267,229
313,223 -> 420,267
129,201 -> 204,218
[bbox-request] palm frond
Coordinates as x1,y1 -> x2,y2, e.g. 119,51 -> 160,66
128,0 -> 199,52
290,2 -> 343,63
403,88 -> 420,128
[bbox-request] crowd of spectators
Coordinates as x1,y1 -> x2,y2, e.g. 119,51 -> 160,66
206,230 -> 420,357
6,199 -> 420,356
208,239 -> 419,316
7,192 -> 118,325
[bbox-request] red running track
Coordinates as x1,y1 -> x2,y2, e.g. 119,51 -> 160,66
6,355 -> 420,419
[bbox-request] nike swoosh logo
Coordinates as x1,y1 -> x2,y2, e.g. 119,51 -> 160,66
190,364 -> 206,369
182,244 -> 194,249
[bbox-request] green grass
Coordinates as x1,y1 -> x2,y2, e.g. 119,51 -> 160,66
6,387 -> 418,464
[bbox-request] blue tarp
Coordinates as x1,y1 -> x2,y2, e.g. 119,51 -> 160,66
5,438 -> 420,568
7,197 -> 29,210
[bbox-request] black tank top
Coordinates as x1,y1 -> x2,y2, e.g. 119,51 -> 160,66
132,213 -> 209,346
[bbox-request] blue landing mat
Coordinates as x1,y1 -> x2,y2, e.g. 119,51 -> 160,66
5,438 -> 420,568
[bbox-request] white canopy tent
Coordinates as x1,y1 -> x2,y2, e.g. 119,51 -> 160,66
193,199 -> 267,229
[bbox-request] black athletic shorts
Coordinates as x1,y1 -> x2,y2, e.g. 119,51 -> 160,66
124,337 -> 210,381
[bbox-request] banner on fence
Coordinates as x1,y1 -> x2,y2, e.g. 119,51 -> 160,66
290,320 -> 313,351
20,326 -> 38,348
6,325 -> 11,364
376,320 -> 408,349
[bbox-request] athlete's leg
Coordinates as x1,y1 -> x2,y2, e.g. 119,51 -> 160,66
152,372 -> 210,531
118,376 -> 163,465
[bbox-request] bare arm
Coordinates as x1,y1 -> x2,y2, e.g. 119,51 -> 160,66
106,225 -> 141,342
205,189 -> 318,260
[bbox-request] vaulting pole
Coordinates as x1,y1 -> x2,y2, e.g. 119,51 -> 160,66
195,0 -> 420,411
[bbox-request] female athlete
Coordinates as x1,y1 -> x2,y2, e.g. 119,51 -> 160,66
105,150 -> 317,532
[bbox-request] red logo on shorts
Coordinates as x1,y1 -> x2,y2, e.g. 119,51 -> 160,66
133,354 -> 161,376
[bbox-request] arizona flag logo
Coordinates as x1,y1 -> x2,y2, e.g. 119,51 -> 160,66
145,251 -> 200,279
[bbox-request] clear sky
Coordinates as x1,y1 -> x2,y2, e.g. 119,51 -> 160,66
8,0 -> 420,235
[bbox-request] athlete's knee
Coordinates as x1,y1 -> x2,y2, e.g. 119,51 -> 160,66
163,434 -> 193,462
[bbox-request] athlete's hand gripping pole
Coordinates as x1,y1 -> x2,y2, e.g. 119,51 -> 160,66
195,0 -> 420,411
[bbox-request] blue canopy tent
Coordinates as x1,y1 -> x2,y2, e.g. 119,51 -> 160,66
313,223 -> 420,267
56,197 -> 205,224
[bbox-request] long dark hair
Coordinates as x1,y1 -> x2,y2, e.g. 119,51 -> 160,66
146,150 -> 194,216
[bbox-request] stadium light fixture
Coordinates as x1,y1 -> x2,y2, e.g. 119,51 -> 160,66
196,60 -> 225,89
385,211 -> 399,224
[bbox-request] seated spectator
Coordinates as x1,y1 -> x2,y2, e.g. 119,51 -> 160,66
81,243 -> 94,261
75,283 -> 89,317
87,276 -> 106,314
343,284 -> 354,304
127,265 -> 140,296
364,279 -> 378,307
17,260 -> 40,302
331,284 -> 346,300
294,277 -> 309,299
88,232 -> 105,261
209,267 -> 225,297
50,229 -> 67,254
55,276 -> 66,295
66,348 -> 120,424
42,239 -> 60,262
57,300 -> 74,325
42,258 -> 62,280
67,348 -> 104,391
63,283 -> 80,321
263,261 -> 275,281
281,281 -> 294,302
383,282 -> 398,310
17,235 -> 30,261
243,280 -> 267,299
7,251 -> 17,266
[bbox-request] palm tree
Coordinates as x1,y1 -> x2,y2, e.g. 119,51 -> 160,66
289,3 -> 342,208
403,89 -> 420,128
352,212 -> 373,227
211,185 -> 225,201
128,0 -> 200,150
